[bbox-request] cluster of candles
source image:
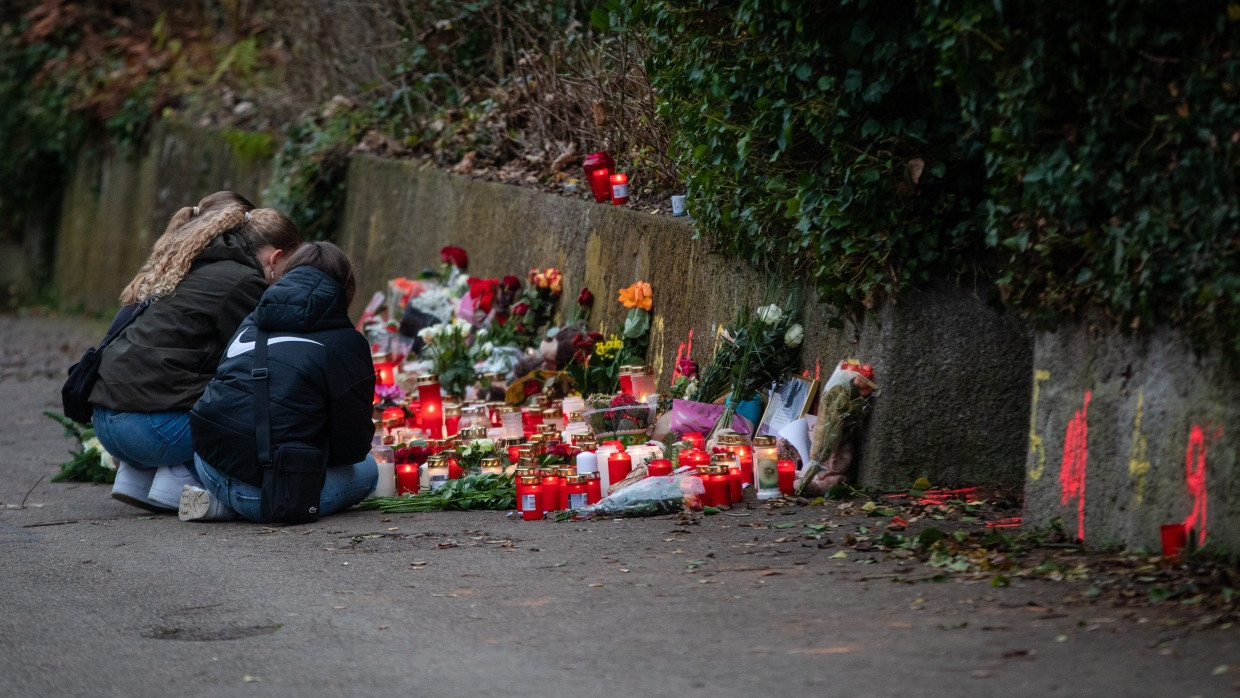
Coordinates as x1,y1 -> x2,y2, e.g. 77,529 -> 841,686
582,151 -> 630,205
369,357 -> 797,511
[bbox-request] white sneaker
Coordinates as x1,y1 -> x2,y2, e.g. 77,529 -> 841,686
147,465 -> 200,509
178,485 -> 239,522
111,462 -> 168,511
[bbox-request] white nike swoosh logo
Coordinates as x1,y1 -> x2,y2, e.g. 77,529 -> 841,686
226,332 -> 324,359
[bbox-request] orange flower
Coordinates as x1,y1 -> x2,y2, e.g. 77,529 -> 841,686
617,281 -> 653,311
546,268 -> 563,294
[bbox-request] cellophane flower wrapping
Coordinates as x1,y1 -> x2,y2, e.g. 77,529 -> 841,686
796,360 -> 877,496
668,398 -> 754,440
569,472 -> 705,519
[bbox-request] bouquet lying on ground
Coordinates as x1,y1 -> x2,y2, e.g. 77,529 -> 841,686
360,473 -> 514,513
796,360 -> 877,496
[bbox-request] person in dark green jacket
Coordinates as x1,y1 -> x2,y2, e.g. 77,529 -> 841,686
91,191 -> 302,511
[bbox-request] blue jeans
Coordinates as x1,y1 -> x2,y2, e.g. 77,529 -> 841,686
93,407 -> 197,473
194,453 -> 379,523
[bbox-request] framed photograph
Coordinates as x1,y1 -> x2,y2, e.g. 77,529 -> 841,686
757,375 -> 819,437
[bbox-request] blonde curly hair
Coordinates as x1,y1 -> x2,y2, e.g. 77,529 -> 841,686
119,191 -> 254,305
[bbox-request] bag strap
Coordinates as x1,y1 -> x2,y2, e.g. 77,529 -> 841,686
252,328 -> 273,468
98,299 -> 151,351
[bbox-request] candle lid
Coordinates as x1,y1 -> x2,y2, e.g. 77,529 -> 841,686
711,453 -> 735,465
415,374 -> 440,386
541,407 -> 560,418
567,411 -> 583,421
499,405 -> 520,413
480,456 -> 501,466
444,404 -> 462,417
518,475 -> 542,485
371,352 -> 393,363
753,435 -> 776,446
567,474 -> 588,484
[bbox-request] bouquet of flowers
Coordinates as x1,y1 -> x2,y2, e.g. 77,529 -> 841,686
796,360 -> 877,496
582,393 -> 655,446
692,293 -> 804,438
418,319 -> 476,399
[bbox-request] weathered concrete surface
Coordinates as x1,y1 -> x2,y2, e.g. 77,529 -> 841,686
53,121 -> 271,314
4,312 -> 1239,698
338,155 -> 1033,488
1025,319 -> 1239,553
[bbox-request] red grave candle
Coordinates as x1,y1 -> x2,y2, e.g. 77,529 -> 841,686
558,468 -> 575,510
444,404 -> 461,437
582,151 -> 615,203
609,173 -> 629,205
778,460 -> 796,495
542,469 -> 562,513
682,432 -> 706,451
702,465 -> 729,508
517,476 -> 543,520
681,448 -> 710,472
647,459 -> 673,477
735,444 -> 754,487
617,366 -> 635,395
607,450 -> 632,487
372,352 -> 396,387
726,462 -> 744,503
381,406 -> 406,425
447,454 -> 463,480
395,463 -> 419,495
416,374 -> 444,439
585,472 -> 602,504
566,475 -> 589,511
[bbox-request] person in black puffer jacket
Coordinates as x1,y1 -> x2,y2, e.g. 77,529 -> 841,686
185,242 -> 378,522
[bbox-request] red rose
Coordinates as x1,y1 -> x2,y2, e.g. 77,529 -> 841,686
513,302 -> 530,316
588,331 -> 604,342
440,246 -> 469,270
523,380 -> 541,397
501,275 -> 521,291
468,278 -> 499,313
577,286 -> 594,307
676,357 -> 698,378
494,312 -> 509,327
609,393 -> 639,408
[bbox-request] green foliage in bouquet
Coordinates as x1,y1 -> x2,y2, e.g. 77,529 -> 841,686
43,412 -> 115,484
694,292 -> 805,406
359,473 -> 515,513
422,321 -> 477,399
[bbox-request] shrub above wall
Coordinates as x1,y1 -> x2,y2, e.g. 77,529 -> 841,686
625,0 -> 1240,355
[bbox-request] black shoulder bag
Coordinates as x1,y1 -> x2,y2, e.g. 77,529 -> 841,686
61,299 -> 152,424
253,328 -> 328,523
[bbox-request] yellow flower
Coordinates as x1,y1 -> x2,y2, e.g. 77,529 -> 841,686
617,281 -> 653,311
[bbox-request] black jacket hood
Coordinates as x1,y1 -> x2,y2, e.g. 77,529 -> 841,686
254,266 -> 354,333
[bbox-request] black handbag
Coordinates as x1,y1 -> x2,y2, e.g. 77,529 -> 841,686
252,328 -> 326,523
61,300 -> 151,424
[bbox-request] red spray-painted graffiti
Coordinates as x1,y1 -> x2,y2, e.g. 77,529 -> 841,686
1059,391 -> 1091,541
1183,424 -> 1221,547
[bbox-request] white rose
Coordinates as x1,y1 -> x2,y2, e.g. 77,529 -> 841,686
477,327 -> 488,339
755,304 -> 783,324
482,341 -> 494,355
418,327 -> 436,344
784,323 -> 804,348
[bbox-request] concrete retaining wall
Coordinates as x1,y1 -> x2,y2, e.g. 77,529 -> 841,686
1025,321 -> 1239,553
336,155 -> 1034,488
53,121 -> 271,314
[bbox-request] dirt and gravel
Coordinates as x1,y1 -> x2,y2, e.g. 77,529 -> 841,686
2,310 -> 1237,697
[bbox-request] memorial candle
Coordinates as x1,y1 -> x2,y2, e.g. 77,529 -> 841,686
753,435 -> 781,500
395,463 -> 419,495
565,475 -> 589,510
541,468 -> 563,513
647,459 -> 673,477
682,432 -> 706,451
480,456 -> 504,476
443,404 -> 462,437
372,352 -> 396,387
585,472 -> 602,504
416,374 -> 444,439
777,460 -> 796,495
607,449 -> 632,491
518,476 -> 544,520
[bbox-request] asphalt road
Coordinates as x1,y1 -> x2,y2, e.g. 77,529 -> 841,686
1,312 -> 1236,697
